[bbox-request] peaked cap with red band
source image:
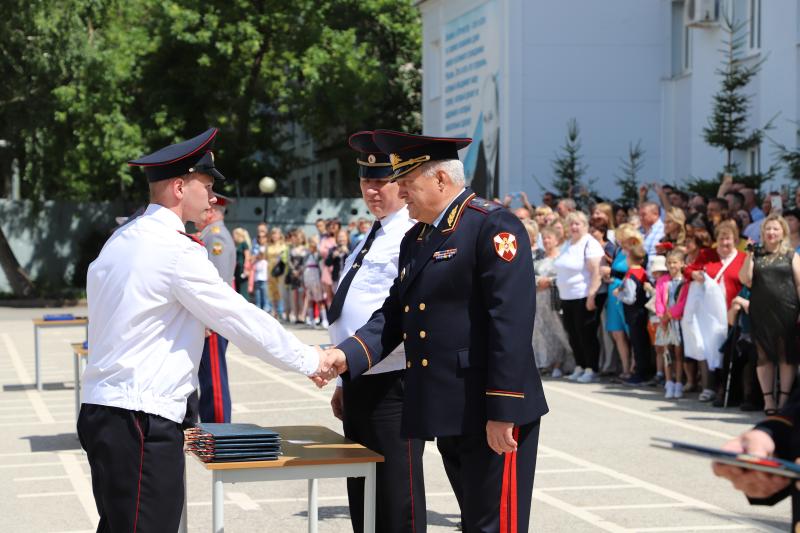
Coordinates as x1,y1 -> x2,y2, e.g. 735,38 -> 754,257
213,192 -> 233,207
371,129 -> 471,181
348,131 -> 393,180
128,127 -> 226,182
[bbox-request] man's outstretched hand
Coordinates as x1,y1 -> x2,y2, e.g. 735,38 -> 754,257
310,347 -> 347,388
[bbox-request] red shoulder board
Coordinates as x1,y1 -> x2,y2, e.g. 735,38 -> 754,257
178,230 -> 205,246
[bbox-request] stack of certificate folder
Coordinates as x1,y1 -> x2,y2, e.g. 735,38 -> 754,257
186,423 -> 281,463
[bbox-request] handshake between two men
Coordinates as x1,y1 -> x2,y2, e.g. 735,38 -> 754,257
310,346 -> 347,387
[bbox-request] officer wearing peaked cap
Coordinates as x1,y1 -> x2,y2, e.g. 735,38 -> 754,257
193,192 -> 236,424
327,130 -> 548,532
79,128 -> 333,532
328,132 -> 425,533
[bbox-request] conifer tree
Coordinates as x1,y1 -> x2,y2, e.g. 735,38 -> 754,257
702,10 -> 776,189
615,140 -> 645,206
551,118 -> 588,198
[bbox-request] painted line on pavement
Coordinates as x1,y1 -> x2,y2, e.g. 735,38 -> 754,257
226,352 -> 330,402
187,491 -> 456,507
534,491 -> 628,532
540,445 -> 783,533
636,526 -> 754,532
227,491 -> 261,511
1,333 -> 55,423
543,383 -> 735,439
58,451 -> 99,525
538,484 -> 632,492
0,461 -> 62,469
18,490 -> 77,498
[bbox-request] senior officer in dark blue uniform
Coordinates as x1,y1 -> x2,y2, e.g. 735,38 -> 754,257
328,130 -> 548,533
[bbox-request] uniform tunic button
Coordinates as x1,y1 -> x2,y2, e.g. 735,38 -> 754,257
419,331 -> 426,339
419,303 -> 426,311
406,361 -> 412,368
403,333 -> 407,340
404,305 -> 410,312
421,358 -> 428,367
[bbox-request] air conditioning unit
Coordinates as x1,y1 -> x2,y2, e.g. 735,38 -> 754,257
685,0 -> 720,27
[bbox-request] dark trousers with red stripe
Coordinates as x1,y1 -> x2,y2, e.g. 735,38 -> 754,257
77,403 -> 185,533
342,371 -> 427,533
198,332 -> 231,423
437,420 -> 541,533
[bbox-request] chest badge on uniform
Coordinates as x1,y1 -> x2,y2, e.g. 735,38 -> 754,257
211,226 -> 221,234
447,205 -> 458,227
493,233 -> 518,262
211,242 -> 224,256
433,248 -> 457,262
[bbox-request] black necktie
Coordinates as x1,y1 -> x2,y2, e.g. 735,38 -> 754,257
328,220 -> 382,324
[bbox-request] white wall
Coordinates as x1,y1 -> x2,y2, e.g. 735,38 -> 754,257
420,0 -> 800,201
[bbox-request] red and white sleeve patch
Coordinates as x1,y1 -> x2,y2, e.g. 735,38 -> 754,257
493,232 -> 518,262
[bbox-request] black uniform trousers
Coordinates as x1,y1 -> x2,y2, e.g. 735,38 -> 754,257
623,305 -> 651,381
342,370 -> 427,533
437,419 -> 541,533
560,297 -> 600,371
77,403 -> 185,533
198,332 -> 231,423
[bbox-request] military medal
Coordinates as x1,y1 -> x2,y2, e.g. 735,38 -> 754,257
433,248 -> 457,262
400,266 -> 407,281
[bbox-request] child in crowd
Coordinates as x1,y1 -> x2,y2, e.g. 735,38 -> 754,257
253,248 -> 269,310
657,250 -> 687,399
615,245 -> 650,385
646,255 -> 669,387
301,236 -> 328,328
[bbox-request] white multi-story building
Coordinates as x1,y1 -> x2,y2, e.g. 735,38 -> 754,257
418,0 -> 800,200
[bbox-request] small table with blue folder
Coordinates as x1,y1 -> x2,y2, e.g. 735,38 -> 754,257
32,315 -> 88,390
188,424 -> 383,533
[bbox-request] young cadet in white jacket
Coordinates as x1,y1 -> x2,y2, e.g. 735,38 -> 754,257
79,128 -> 338,533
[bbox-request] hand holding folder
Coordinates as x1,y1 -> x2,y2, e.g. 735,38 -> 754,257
653,433 -> 795,499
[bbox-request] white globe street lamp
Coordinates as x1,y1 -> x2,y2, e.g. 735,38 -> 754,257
258,176 -> 277,222
259,176 -> 277,194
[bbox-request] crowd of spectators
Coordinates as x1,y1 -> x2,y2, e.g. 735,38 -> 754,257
229,179 -> 800,416
513,180 -> 800,415
229,216 -> 375,329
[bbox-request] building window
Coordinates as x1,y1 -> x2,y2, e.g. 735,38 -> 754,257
302,176 -> 310,197
428,39 -> 441,101
671,1 -> 691,76
316,172 -> 323,198
329,169 -> 337,198
747,146 -> 760,175
730,0 -> 759,53
683,24 -> 692,71
748,0 -> 761,50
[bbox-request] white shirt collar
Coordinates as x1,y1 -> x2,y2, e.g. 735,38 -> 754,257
145,203 -> 186,232
432,188 -> 466,227
378,205 -> 411,233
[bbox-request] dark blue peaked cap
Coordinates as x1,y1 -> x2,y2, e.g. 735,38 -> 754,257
128,127 -> 226,182
372,130 -> 471,181
348,131 -> 393,180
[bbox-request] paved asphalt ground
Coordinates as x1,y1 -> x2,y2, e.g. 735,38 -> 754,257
0,306 -> 790,532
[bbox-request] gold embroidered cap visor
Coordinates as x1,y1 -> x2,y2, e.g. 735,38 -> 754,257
348,130 -> 394,180
370,129 -> 472,181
